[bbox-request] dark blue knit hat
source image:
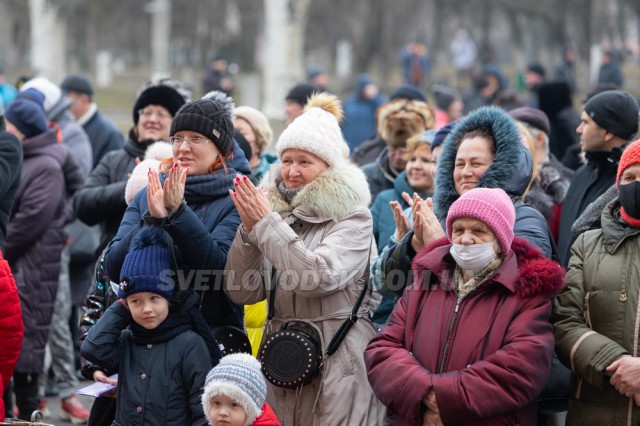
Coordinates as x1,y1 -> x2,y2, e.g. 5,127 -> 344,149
118,227 -> 175,299
430,121 -> 457,153
5,89 -> 48,138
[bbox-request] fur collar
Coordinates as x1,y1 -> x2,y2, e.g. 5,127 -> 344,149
434,107 -> 533,219
267,161 -> 371,222
414,236 -> 565,298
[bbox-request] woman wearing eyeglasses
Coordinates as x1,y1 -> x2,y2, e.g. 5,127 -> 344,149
74,78 -> 188,257
103,91 -> 250,332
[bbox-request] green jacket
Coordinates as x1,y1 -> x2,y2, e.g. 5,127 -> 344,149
552,199 -> 640,425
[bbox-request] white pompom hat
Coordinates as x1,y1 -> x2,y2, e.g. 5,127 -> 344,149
276,92 -> 345,168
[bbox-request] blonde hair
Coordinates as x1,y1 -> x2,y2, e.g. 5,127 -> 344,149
515,121 -> 538,200
403,133 -> 433,162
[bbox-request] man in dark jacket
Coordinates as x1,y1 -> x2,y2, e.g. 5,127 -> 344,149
557,90 -> 639,266
0,114 -> 22,251
61,74 -> 124,167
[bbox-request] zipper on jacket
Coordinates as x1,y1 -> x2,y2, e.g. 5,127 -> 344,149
583,292 -> 592,329
437,296 -> 462,373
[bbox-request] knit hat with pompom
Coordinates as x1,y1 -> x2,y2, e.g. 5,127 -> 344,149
170,91 -> 235,156
276,92 -> 345,168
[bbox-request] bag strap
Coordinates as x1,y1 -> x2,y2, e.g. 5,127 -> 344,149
266,266 -> 277,321
264,240 -> 373,357
325,250 -> 371,356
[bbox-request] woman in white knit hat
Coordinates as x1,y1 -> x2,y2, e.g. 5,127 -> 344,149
224,93 -> 385,425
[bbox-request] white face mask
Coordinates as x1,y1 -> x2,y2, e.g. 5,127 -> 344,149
449,242 -> 497,276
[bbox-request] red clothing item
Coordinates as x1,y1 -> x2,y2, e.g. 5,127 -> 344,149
0,249 -> 24,415
253,402 -> 280,425
365,237 -> 564,425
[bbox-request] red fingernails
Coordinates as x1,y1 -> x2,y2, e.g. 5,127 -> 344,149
242,176 -> 247,181
234,182 -> 239,187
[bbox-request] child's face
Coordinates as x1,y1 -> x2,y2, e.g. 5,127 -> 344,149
125,292 -> 169,330
208,395 -> 248,426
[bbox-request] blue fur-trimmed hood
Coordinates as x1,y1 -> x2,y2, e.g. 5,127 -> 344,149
434,106 -> 533,219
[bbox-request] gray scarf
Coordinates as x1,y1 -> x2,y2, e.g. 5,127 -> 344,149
277,180 -> 304,204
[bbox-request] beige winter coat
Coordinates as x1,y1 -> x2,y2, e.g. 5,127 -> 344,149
224,163 -> 386,426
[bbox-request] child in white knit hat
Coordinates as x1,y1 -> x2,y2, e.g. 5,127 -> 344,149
202,353 -> 280,426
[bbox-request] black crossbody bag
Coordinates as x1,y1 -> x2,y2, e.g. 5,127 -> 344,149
259,248 -> 372,390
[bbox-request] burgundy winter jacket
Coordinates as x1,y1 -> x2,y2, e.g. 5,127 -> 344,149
365,237 -> 564,425
0,249 -> 23,416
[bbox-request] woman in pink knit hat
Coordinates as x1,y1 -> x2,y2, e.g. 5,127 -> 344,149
366,187 -> 565,426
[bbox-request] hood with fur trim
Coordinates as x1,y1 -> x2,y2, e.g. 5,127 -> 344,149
434,106 -> 533,219
415,236 -> 565,298
267,161 -> 371,222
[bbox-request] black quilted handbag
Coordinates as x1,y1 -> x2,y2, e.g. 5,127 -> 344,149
258,320 -> 323,389
259,250 -> 371,390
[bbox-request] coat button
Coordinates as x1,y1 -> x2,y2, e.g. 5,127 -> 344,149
140,373 -> 147,380
136,406 -> 142,413
147,344 -> 153,349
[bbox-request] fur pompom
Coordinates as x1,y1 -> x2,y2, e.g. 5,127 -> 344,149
201,90 -> 235,116
305,92 -> 344,123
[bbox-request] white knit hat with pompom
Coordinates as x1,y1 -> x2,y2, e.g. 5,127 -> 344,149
276,92 -> 345,168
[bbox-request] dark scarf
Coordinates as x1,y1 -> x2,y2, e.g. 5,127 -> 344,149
585,147 -> 623,173
277,180 -> 304,204
130,292 -> 222,365
160,168 -> 237,204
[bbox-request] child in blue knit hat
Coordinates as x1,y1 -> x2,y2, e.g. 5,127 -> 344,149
202,353 -> 280,426
81,226 -> 221,426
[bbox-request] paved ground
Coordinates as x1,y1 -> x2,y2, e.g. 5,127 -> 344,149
31,383 -> 95,426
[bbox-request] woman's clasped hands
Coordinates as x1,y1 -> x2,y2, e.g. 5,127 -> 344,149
229,174 -> 272,233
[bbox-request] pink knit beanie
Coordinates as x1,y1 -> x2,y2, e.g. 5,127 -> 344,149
446,188 -> 515,253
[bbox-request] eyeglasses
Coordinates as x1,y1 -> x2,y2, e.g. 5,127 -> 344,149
138,108 -> 172,120
169,136 -> 212,146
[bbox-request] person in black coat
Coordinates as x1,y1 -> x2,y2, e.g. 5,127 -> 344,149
0,114 -> 22,251
557,90 -> 639,266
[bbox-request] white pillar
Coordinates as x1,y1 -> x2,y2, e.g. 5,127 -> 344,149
262,0 -> 311,121
29,0 -> 66,81
95,51 -> 113,87
145,0 -> 171,79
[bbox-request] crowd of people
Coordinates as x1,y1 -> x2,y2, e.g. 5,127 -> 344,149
0,45 -> 639,426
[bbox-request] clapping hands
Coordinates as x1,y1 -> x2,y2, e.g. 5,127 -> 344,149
229,174 -> 272,233
147,163 -> 188,218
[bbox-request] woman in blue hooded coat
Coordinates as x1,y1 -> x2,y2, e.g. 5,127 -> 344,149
104,92 -> 251,330
379,106 -> 552,298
